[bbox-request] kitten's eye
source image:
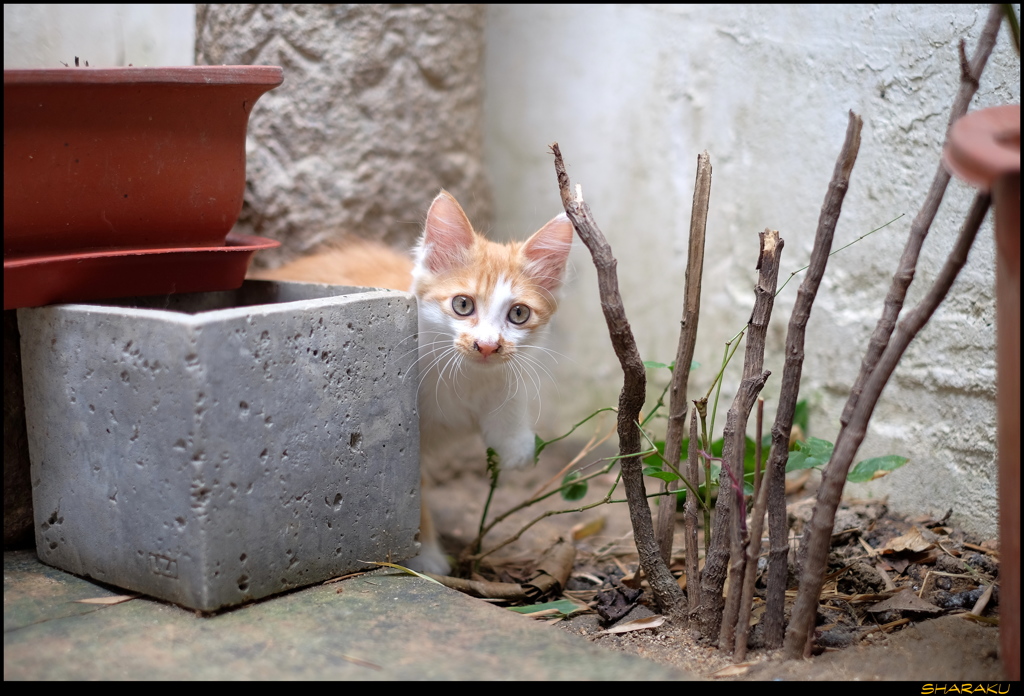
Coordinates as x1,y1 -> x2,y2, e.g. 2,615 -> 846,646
508,304 -> 531,325
452,295 -> 475,316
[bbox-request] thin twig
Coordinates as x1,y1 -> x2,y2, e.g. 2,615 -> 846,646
530,414 -> 617,500
717,229 -> 782,652
759,109 -> 864,649
684,408 -> 702,611
753,397 -> 764,498
655,151 -> 712,563
734,419 -> 775,660
785,191 -> 991,657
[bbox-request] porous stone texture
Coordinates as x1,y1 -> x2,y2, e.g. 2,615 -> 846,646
18,281 -> 419,612
196,4 -> 492,268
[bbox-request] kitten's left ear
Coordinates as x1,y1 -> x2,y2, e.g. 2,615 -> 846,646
522,213 -> 574,293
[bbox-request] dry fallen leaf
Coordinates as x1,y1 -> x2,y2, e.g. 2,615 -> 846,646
961,613 -> 999,626
73,594 -> 139,605
619,570 -> 642,589
866,589 -> 942,615
710,663 -> 753,678
595,614 -> 665,636
339,654 -> 382,670
882,527 -> 935,554
571,516 -> 605,540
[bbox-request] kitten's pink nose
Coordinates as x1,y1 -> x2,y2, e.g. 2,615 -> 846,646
474,340 -> 500,357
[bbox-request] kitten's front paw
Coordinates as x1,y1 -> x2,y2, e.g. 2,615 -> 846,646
496,432 -> 538,470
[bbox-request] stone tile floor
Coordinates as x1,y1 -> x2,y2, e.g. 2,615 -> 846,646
4,550 -> 694,680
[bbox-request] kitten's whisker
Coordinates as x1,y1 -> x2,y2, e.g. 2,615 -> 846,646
418,344 -> 460,393
512,350 -> 559,399
400,332 -> 455,375
520,277 -> 564,306
393,332 -> 420,353
511,354 -> 543,396
451,357 -> 471,403
520,342 -> 579,368
510,358 -> 547,424
516,350 -> 556,383
489,364 -> 520,414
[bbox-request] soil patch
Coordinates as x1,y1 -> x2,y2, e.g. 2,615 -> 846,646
424,434 -> 1005,680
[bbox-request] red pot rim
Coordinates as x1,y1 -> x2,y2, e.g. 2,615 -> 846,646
943,104 -> 1021,191
4,65 -> 283,87
4,234 -> 279,267
3,233 -> 281,310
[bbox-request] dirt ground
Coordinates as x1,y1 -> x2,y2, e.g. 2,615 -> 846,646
423,433 -> 1007,681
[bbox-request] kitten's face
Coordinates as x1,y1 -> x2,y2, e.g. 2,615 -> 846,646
412,191 -> 573,370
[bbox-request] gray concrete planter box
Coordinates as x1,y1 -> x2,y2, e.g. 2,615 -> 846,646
18,281 -> 420,612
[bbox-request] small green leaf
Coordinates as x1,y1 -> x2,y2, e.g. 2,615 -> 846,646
508,599 -> 586,617
643,440 -> 666,468
643,465 -> 680,483
560,471 -> 588,501
786,437 -> 834,472
847,454 -> 908,483
534,434 -> 546,460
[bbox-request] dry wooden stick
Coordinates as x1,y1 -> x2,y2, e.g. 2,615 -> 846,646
784,190 -> 991,658
759,110 -> 864,650
717,229 -> 782,653
655,151 -> 712,563
683,408 -> 702,611
551,143 -> 688,621
733,442 -> 772,660
424,574 -> 529,602
784,6 -> 1004,657
753,398 -> 764,497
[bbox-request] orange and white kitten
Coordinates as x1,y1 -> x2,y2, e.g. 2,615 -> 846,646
257,191 -> 574,574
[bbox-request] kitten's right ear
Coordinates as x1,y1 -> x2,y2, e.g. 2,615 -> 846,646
522,212 -> 574,293
418,190 -> 476,274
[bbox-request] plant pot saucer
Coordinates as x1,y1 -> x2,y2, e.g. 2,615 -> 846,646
3,233 -> 279,310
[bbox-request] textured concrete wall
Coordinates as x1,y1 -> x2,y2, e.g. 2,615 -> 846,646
485,5 -> 1019,538
196,4 -> 492,268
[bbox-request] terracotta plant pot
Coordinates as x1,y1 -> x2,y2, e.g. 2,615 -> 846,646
943,103 -> 1020,681
3,66 -> 283,257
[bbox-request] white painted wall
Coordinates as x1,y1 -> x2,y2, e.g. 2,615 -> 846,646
484,4 -> 1020,538
3,4 -> 194,68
